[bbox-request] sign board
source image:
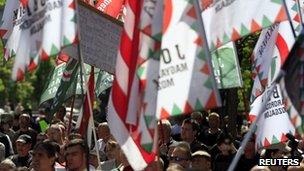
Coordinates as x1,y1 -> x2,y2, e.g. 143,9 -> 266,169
67,1 -> 123,74
211,42 -> 243,89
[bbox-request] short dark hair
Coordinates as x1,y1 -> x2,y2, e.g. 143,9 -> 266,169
33,140 -> 60,158
65,139 -> 86,152
182,118 -> 200,133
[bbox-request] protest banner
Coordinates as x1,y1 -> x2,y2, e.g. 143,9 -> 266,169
65,1 -> 123,74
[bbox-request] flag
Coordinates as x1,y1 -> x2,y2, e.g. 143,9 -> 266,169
211,42 -> 243,89
251,84 -> 295,149
202,0 -> 288,50
48,58 -> 79,121
107,0 -> 161,170
280,30 -> 304,135
95,70 -> 114,97
79,67 -> 95,136
156,0 -> 221,119
0,0 -> 77,81
249,21 -> 296,149
95,0 -> 125,18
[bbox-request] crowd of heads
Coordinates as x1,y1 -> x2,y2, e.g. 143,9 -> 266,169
1,104 -> 304,171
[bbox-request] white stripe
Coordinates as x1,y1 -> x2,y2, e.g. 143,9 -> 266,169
115,51 -> 129,95
124,4 -> 135,40
107,97 -> 148,171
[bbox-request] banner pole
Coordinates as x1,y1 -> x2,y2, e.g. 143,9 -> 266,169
67,94 -> 76,135
75,0 -> 101,169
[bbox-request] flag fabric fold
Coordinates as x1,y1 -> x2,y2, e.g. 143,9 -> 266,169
156,0 -> 221,119
202,0 -> 288,50
0,0 -> 77,81
107,0 -> 161,170
249,20 -> 296,149
279,29 -> 304,135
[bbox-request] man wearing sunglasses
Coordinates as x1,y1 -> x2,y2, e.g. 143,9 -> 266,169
169,145 -> 191,169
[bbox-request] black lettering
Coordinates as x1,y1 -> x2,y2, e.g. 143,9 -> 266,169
175,45 -> 185,59
161,48 -> 171,64
273,86 -> 279,98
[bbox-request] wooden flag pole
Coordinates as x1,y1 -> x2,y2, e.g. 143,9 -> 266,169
67,94 -> 76,135
75,0 -> 102,169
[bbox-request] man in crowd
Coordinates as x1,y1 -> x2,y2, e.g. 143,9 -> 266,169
181,118 -> 209,153
200,112 -> 222,148
9,134 -> 32,167
191,150 -> 212,171
97,122 -> 112,161
47,124 -> 65,145
169,144 -> 191,169
65,139 -> 93,171
14,113 -> 37,148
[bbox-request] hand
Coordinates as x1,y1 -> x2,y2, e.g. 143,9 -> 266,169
159,143 -> 168,155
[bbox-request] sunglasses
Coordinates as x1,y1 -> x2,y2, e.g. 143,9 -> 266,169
169,156 -> 189,162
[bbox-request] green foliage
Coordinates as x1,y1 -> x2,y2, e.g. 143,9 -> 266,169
0,44 -> 54,109
0,0 -> 5,6
235,32 -> 260,112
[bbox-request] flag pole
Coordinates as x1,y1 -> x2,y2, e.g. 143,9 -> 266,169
284,0 -> 297,38
75,0 -> 101,169
193,0 -> 222,106
227,72 -> 285,171
67,94 -> 76,135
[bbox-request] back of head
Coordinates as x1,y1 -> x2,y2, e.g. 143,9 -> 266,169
65,138 -> 86,152
0,159 -> 16,170
167,163 -> 184,171
250,165 -> 271,171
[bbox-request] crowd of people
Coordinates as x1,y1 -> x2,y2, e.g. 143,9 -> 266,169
0,104 -> 304,171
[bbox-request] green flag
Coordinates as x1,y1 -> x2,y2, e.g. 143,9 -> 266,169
211,42 -> 243,89
40,63 -> 67,104
48,58 -> 80,118
95,70 -> 113,97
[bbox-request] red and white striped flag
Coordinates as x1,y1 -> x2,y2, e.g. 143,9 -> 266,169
107,0 -> 161,170
79,67 -> 95,136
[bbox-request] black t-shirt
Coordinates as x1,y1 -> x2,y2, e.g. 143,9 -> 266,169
190,140 -> 209,153
236,154 -> 259,171
200,129 -> 222,147
9,153 -> 32,167
213,153 -> 235,171
0,132 -> 13,157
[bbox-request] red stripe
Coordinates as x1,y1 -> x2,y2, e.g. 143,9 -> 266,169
126,0 -> 142,101
276,33 -> 289,65
119,32 -> 133,68
111,79 -> 128,121
79,67 -> 95,135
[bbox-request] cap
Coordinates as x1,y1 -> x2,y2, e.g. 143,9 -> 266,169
16,134 -> 32,144
192,150 -> 211,158
266,143 -> 291,153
